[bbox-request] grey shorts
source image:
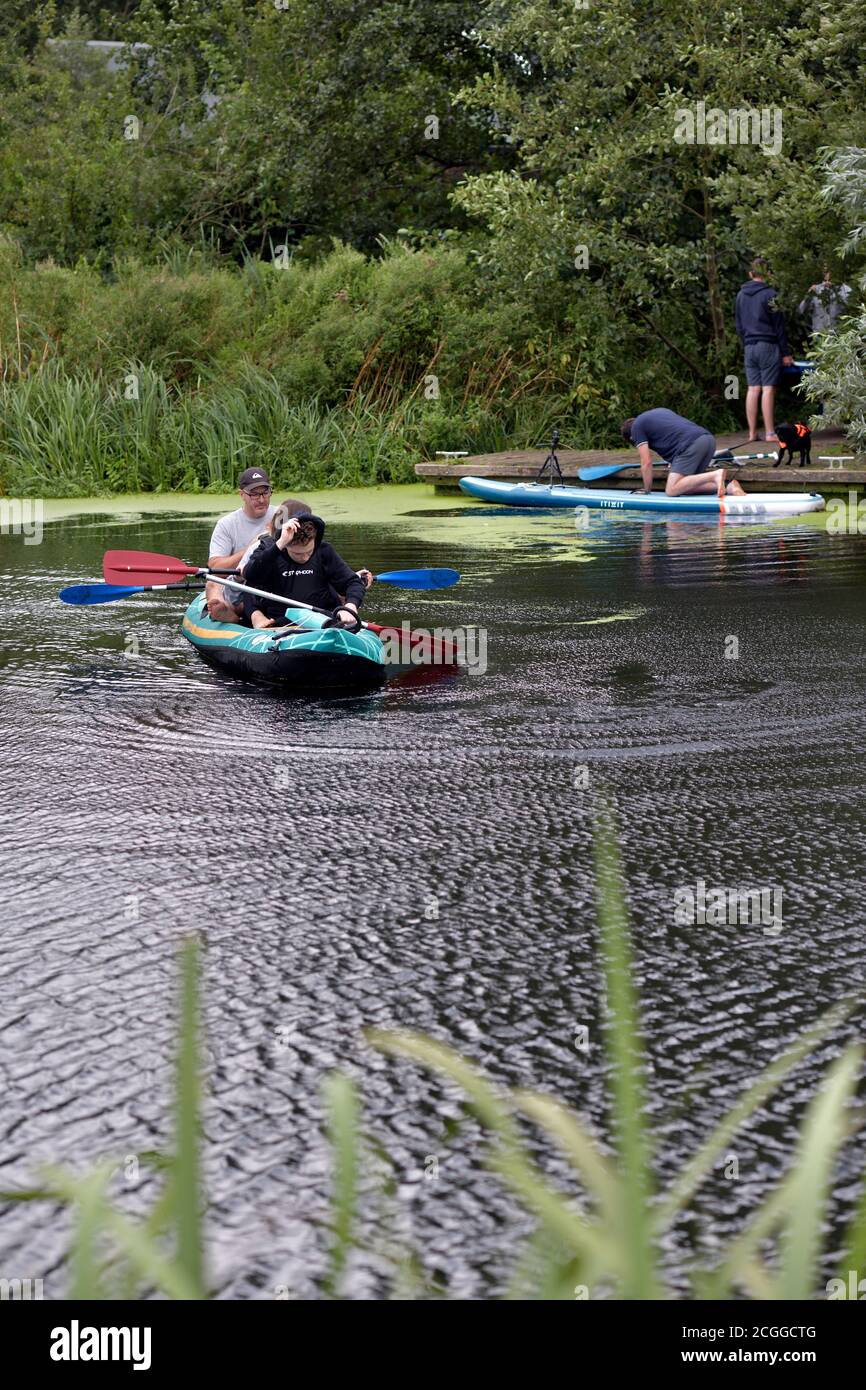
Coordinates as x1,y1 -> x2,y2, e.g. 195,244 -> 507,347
744,342 -> 781,386
669,433 -> 717,477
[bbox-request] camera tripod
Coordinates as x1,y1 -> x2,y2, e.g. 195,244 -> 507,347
533,426 -> 565,485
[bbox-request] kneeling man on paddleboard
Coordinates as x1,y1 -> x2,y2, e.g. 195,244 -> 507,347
621,410 -> 746,499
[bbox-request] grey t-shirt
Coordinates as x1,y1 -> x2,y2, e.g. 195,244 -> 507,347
209,505 -> 276,605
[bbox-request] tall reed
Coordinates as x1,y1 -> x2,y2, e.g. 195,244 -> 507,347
0,362 -> 563,495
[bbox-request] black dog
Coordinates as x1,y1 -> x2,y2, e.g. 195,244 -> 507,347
774,423 -> 812,467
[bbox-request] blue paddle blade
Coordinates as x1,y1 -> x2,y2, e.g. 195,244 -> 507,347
578,465 -> 626,482
59,583 -> 143,605
375,568 -> 460,589
578,463 -> 651,482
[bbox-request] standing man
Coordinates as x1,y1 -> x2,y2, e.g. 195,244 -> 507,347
620,409 -> 745,498
735,257 -> 794,445
205,467 -> 277,622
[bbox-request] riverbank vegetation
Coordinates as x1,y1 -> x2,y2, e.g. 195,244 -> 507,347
4,830 -> 863,1299
0,2 -> 864,494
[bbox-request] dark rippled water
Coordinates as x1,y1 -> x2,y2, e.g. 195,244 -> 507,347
1,494 -> 865,1299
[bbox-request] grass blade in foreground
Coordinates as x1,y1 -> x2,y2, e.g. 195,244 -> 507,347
593,804 -> 657,1299
654,1002 -> 854,1233
323,1073 -> 361,1298
68,1165 -> 113,1299
32,1167 -> 202,1301
175,938 -> 205,1298
699,1045 -> 862,1300
366,1028 -> 617,1277
778,1045 -> 862,1300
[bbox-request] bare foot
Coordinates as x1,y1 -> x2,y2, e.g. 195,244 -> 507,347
716,468 -> 727,500
726,480 -> 746,496
208,602 -> 243,623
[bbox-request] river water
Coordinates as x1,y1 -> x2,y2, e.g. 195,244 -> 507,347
1,485 -> 864,1298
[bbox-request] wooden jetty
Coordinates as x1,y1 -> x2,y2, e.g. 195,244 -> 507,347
416,429 -> 865,495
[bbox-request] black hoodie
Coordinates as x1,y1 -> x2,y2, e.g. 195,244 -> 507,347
735,279 -> 790,355
242,513 -> 366,623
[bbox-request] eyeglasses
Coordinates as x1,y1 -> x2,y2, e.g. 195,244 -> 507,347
244,486 -> 273,498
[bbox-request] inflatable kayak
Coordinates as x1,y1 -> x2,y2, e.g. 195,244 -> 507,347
458,477 -> 825,517
181,594 -> 386,692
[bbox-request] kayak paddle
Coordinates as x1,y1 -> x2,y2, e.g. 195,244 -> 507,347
96,551 -> 460,662
62,581 -> 354,644
714,451 -> 780,462
77,568 -> 351,620
60,581 -> 199,605
103,549 -> 202,584
374,568 -> 459,589
578,451 -> 779,483
103,550 -> 458,591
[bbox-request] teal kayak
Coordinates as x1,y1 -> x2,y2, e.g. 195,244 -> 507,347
181,594 -> 386,692
458,476 -> 825,517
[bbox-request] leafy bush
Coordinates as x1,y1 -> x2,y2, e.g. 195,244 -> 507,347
803,149 -> 866,447
1,234 -> 747,494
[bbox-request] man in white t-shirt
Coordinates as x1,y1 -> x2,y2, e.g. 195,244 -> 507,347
205,467 -> 277,621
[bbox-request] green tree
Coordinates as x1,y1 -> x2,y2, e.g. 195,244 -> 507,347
0,6 -> 200,263
451,0 -> 866,406
0,2 -> 510,263
130,0 -> 511,255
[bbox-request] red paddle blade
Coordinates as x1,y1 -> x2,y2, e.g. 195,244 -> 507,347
104,549 -> 200,586
366,623 -> 460,666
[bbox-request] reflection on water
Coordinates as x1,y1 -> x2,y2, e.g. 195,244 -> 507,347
1,490 -> 865,1298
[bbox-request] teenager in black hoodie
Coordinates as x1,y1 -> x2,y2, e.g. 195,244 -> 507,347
734,258 -> 794,445
243,506 -> 368,629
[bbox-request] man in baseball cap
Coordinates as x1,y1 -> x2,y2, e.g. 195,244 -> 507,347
204,467 -> 277,622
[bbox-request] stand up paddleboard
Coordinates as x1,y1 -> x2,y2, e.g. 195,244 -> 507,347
458,477 -> 825,517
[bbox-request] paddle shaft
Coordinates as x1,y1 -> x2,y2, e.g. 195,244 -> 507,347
124,579 -> 204,594
102,560 -> 348,619
211,572 -> 336,618
578,450 -> 778,483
